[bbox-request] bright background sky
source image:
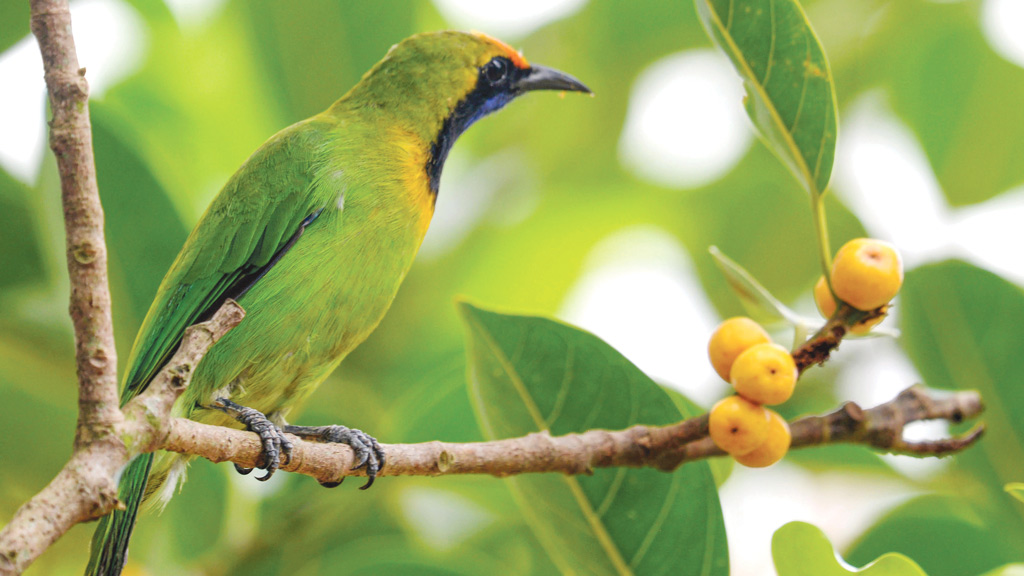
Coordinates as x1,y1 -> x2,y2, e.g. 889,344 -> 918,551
2,0 -> 1022,573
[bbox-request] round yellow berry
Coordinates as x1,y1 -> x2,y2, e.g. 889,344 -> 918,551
708,317 -> 771,382
709,395 -> 771,456
830,238 -> 904,311
730,343 -> 797,405
813,276 -> 885,334
813,275 -> 837,318
734,409 -> 791,468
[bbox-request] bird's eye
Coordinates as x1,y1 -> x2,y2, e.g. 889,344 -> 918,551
482,58 -> 510,86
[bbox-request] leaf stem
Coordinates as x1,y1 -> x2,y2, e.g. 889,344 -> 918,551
812,193 -> 833,280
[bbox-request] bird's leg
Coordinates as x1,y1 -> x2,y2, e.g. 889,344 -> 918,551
212,398 -> 293,481
282,424 -> 385,490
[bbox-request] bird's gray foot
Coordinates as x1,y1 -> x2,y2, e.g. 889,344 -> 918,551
212,398 -> 293,481
283,424 -> 385,489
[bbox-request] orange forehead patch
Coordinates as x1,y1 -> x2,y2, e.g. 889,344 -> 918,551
472,31 -> 530,69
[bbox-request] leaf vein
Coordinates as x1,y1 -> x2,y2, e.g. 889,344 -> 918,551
762,0 -> 777,86
465,313 -> 634,576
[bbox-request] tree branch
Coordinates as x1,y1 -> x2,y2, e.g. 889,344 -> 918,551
0,2 -> 988,574
30,0 -> 121,443
161,385 -> 984,485
0,302 -> 244,575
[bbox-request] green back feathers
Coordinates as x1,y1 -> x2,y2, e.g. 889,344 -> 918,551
120,118 -> 335,405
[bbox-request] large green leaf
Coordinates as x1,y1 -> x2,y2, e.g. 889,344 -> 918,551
895,262 -> 1024,572
694,0 -> 838,198
860,0 -> 1024,206
847,496 -> 1024,576
900,260 -> 1024,487
460,302 -> 728,576
773,521 -> 926,576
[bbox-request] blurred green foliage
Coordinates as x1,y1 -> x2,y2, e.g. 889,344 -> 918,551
2,0 -> 1024,574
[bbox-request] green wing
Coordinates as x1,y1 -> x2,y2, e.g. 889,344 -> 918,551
120,117 -> 334,404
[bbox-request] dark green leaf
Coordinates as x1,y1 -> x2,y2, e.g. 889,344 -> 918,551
695,0 -> 838,197
773,521 -> 926,576
847,495 -> 1022,576
862,1 -> 1024,206
460,302 -> 728,576
900,261 -> 1024,486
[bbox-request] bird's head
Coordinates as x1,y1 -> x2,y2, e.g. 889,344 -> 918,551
343,31 -> 591,194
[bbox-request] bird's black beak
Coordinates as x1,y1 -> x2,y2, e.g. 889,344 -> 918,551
515,64 -> 591,94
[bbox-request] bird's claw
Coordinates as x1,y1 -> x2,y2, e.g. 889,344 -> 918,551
213,398 -> 293,482
325,426 -> 384,489
284,424 -> 385,489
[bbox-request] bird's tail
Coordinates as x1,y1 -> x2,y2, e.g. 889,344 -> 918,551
84,453 -> 153,576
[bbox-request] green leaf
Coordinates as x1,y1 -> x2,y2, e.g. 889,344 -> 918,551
900,261 -> 1024,486
694,0 -> 838,198
709,245 -> 816,331
862,1 -> 1024,206
847,495 -> 1022,576
773,521 -> 927,576
1005,483 -> 1024,505
460,302 -> 728,576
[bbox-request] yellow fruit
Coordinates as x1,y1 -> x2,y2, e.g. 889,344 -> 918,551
830,238 -> 904,311
708,317 -> 771,382
813,275 -> 837,318
709,395 -> 771,456
730,343 -> 797,405
813,276 -> 885,334
734,409 -> 791,468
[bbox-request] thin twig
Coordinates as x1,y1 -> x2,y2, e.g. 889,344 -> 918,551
121,301 -> 246,453
792,304 -> 888,374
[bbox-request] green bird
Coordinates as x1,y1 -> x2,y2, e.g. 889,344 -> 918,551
86,30 -> 590,575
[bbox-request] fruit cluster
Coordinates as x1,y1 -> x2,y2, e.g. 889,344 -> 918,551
704,238 -> 904,468
707,318 -> 794,467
